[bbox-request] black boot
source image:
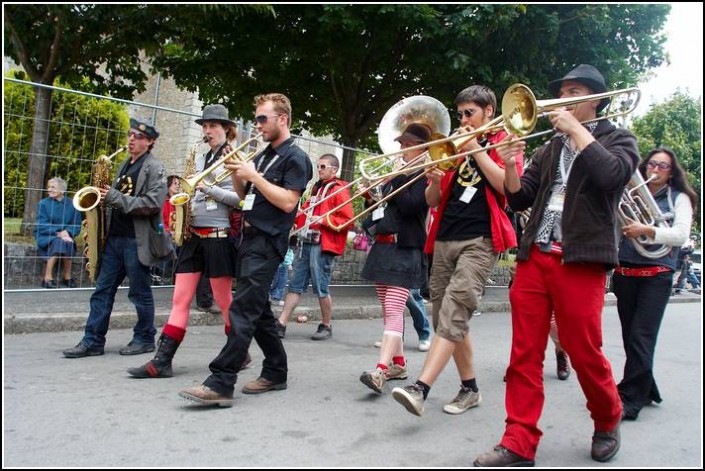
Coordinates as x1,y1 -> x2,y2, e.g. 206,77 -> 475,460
127,333 -> 180,378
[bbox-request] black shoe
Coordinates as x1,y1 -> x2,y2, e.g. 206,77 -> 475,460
311,323 -> 332,341
591,427 -> 620,462
621,407 -> 639,421
275,320 -> 287,339
474,445 -> 535,467
63,343 -> 104,358
556,350 -> 571,380
61,278 -> 77,288
119,341 -> 155,356
42,279 -> 59,289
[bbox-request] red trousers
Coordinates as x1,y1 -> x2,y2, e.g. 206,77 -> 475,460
500,246 -> 622,459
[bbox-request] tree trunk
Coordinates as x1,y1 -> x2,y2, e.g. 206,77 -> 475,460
20,86 -> 53,235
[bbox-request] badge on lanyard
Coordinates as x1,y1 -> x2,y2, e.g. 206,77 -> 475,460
372,203 -> 386,221
205,196 -> 218,211
242,193 -> 256,211
547,190 -> 565,213
459,185 -> 477,203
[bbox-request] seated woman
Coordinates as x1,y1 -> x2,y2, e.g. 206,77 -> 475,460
34,177 -> 82,288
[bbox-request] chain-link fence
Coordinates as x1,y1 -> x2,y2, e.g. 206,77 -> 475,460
3,77 -> 514,292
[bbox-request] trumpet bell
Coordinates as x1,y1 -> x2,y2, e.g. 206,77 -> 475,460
73,186 -> 102,212
377,96 -> 451,155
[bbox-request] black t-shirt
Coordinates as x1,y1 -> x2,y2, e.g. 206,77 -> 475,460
244,137 -> 313,237
109,155 -> 146,237
436,158 -> 491,241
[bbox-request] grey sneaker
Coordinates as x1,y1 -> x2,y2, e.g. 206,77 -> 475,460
311,323 -> 332,341
392,384 -> 426,416
443,386 -> 481,415
385,363 -> 409,380
360,367 -> 386,393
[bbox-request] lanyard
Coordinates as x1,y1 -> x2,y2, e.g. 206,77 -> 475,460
246,150 -> 280,196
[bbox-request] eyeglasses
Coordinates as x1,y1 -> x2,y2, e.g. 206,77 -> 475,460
646,160 -> 672,171
318,164 -> 337,170
127,130 -> 148,140
254,114 -> 281,124
457,108 -> 478,120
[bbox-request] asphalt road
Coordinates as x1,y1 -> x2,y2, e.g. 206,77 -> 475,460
3,302 -> 701,467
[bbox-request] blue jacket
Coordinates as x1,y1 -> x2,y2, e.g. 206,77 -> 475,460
34,196 -> 82,249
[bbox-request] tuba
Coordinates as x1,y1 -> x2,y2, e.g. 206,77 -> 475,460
170,137 -> 205,246
618,171 -> 672,259
73,146 -> 125,282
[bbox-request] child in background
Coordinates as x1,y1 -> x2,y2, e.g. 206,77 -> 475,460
270,246 -> 295,306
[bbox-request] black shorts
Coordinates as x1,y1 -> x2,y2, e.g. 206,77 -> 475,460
175,236 -> 237,278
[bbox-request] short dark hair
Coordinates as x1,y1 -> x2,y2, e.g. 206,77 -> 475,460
319,153 -> 339,168
454,85 -> 497,117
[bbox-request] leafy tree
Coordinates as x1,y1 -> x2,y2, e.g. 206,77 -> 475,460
3,70 -> 128,218
631,91 -> 702,230
3,4 -> 274,233
150,4 -> 670,180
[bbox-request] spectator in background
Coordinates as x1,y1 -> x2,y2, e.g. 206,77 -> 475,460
270,244 -> 295,306
35,177 -> 82,288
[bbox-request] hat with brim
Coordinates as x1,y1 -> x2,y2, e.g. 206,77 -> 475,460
394,123 -> 432,144
129,118 -> 159,139
195,104 -> 236,126
548,64 -> 610,113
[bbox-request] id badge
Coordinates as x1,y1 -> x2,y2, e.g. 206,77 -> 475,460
205,197 -> 218,211
547,192 -> 565,213
242,193 -> 256,211
459,185 -> 477,203
372,204 -> 386,221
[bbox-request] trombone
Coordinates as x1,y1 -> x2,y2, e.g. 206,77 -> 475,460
170,132 -> 263,206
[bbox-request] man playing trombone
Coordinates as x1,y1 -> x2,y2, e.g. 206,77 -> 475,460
474,64 -> 640,466
275,153 -> 353,340
392,85 -> 523,415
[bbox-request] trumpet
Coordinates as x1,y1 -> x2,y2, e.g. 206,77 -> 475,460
170,132 -> 263,206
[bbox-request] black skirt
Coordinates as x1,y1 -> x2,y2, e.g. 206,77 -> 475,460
175,236 -> 237,278
361,242 -> 427,289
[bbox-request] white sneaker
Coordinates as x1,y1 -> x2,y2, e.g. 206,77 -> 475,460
418,339 -> 431,352
473,311 -> 482,317
374,340 -> 382,348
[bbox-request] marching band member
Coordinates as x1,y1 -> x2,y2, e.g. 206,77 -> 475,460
128,104 -> 248,378
614,147 -> 696,421
359,123 -> 430,393
276,153 -> 354,340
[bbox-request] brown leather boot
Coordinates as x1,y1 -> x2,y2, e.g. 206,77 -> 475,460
127,333 -> 180,378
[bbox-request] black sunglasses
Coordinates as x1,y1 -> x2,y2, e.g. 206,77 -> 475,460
646,160 -> 672,171
128,130 -> 148,140
254,114 -> 281,124
456,108 -> 478,120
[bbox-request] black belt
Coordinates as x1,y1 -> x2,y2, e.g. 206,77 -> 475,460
242,226 -> 263,236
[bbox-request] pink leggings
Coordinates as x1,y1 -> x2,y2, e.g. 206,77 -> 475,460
166,272 -> 232,330
375,283 -> 409,337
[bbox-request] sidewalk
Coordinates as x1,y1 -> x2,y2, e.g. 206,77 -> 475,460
3,285 -> 701,334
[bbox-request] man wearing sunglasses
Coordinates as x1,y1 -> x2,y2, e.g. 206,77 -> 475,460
475,64 -> 640,466
275,154 -> 353,341
180,93 -> 313,406
64,118 -> 174,359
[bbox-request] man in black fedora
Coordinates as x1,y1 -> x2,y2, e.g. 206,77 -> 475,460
474,64 -> 639,466
64,117 -> 174,359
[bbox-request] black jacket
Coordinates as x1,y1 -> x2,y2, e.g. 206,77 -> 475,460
507,120 -> 639,267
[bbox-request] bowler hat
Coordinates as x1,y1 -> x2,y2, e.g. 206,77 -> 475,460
548,64 -> 610,113
129,118 -> 159,139
195,104 -> 236,126
395,123 -> 432,144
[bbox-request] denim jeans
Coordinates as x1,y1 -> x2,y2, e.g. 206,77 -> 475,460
407,288 -> 431,341
269,262 -> 289,300
82,236 -> 156,349
288,243 -> 335,297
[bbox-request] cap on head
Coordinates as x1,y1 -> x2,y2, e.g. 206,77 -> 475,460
129,118 -> 160,139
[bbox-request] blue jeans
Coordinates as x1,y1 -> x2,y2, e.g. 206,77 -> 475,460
288,243 -> 335,297
270,263 -> 289,300
81,236 -> 156,349
407,288 -> 431,341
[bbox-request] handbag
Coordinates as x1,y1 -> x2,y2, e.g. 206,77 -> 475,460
352,233 -> 369,251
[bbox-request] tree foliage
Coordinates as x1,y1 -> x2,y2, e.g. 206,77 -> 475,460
3,70 -> 128,217
149,4 -> 671,179
631,91 -> 702,229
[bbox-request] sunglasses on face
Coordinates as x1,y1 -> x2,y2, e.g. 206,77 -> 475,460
128,130 -> 148,140
646,160 -> 672,171
254,114 -> 281,124
318,164 -> 337,170
457,108 -> 478,120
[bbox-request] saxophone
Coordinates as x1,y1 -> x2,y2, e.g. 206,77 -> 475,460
73,146 -> 125,282
171,137 -> 205,246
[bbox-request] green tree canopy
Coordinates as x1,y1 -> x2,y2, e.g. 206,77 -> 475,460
631,91 -> 702,230
149,4 -> 671,179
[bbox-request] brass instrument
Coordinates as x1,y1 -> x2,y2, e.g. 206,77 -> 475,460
170,133 -> 263,206
171,137 -> 205,246
73,146 -> 126,282
618,172 -> 672,259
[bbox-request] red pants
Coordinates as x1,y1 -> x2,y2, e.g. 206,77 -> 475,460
500,246 -> 621,459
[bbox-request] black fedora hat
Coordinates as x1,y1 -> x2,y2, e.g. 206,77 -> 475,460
129,118 -> 159,139
195,104 -> 236,126
548,64 -> 610,113
395,123 -> 432,144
